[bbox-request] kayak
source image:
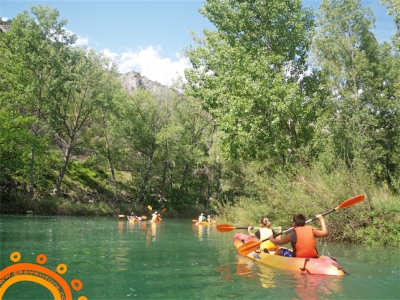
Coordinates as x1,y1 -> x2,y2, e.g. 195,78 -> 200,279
128,218 -> 141,222
233,232 -> 345,276
194,221 -> 211,226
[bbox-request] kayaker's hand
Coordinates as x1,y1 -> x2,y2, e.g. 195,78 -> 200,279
247,226 -> 252,231
316,214 -> 323,220
277,226 -> 282,233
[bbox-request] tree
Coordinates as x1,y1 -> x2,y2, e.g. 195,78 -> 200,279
48,48 -> 111,196
381,0 -> 400,50
312,0 -> 400,187
0,5 -> 76,195
184,0 -> 318,162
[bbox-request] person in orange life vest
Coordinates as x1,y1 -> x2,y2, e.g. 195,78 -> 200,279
247,217 -> 281,253
269,213 -> 328,258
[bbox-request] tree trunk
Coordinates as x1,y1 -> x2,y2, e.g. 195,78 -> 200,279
137,150 -> 154,203
55,142 -> 73,197
102,110 -> 117,201
29,148 -> 35,196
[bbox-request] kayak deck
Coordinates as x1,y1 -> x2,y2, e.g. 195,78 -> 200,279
233,232 -> 345,276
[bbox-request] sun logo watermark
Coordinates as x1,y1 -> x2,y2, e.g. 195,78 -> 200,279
0,251 -> 87,300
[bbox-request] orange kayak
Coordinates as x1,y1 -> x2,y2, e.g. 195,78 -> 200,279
233,233 -> 345,276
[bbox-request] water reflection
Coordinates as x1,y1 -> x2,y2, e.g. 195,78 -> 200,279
216,255 -> 258,283
194,224 -> 211,241
117,221 -> 124,234
291,273 -> 343,300
1,217 -> 396,300
145,221 -> 159,246
235,255 -> 258,280
218,254 -> 344,300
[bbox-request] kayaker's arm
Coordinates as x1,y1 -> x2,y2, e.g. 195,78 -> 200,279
247,226 -> 256,237
269,232 -> 292,245
313,214 -> 328,237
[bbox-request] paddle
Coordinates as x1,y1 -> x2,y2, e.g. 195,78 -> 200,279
216,224 -> 280,232
217,224 -> 261,232
148,206 -> 165,213
237,194 -> 365,256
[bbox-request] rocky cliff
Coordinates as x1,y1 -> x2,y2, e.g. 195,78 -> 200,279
0,24 -> 10,33
119,71 -> 165,94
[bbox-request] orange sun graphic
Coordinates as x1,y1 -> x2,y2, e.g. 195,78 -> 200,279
0,252 -> 87,300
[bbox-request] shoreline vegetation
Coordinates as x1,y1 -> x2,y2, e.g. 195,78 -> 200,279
1,2 -> 400,248
1,159 -> 399,247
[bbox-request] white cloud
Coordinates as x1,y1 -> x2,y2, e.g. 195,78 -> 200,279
74,35 -> 89,46
117,45 -> 190,86
65,29 -> 191,86
65,28 -> 89,46
100,48 -> 118,61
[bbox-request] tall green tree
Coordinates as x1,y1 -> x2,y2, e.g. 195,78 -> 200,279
381,0 -> 400,49
184,0 -> 318,162
0,5 -> 76,195
48,48 -> 111,196
312,0 -> 400,187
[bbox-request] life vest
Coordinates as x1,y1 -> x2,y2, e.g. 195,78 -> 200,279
259,228 -> 276,251
151,214 -> 158,222
291,226 -> 318,258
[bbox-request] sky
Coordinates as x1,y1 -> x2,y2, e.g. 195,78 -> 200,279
0,0 -> 396,86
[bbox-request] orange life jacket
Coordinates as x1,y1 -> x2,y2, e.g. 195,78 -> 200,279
292,226 -> 318,258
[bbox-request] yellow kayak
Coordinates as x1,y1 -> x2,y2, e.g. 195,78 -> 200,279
194,221 -> 211,226
233,233 -> 345,276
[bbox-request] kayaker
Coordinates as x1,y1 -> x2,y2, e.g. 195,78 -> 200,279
128,212 -> 138,220
198,213 -> 206,223
151,211 -> 159,222
207,215 -> 212,223
269,213 -> 328,258
247,217 -> 280,253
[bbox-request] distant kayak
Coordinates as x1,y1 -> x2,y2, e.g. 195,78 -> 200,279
233,232 -> 345,276
194,221 -> 211,226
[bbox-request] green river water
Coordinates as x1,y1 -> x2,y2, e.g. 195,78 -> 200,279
0,215 -> 399,300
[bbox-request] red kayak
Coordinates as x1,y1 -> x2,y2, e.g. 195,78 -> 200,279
233,232 -> 345,276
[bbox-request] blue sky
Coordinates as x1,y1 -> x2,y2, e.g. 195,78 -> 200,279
1,0 -> 395,86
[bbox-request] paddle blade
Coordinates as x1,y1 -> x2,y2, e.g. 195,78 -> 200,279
335,195 -> 365,210
148,205 -> 152,211
161,208 -> 167,213
237,241 -> 261,256
216,224 -> 236,232
141,216 -> 147,220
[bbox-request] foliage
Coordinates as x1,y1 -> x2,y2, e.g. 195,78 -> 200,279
185,0 -> 319,161
0,3 -> 399,246
311,0 -> 400,190
216,153 -> 400,246
381,0 -> 400,49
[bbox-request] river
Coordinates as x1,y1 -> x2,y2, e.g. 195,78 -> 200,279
0,215 -> 398,299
